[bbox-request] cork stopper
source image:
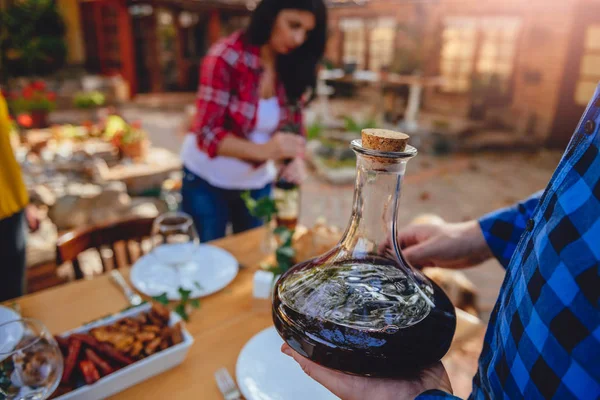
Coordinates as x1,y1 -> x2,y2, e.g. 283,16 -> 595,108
361,129 -> 409,152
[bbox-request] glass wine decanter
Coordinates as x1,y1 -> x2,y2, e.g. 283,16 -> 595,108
272,129 -> 456,378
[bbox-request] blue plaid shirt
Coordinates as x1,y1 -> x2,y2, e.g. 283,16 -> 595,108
418,86 -> 600,399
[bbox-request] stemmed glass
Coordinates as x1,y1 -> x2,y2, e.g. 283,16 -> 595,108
150,212 -> 199,290
0,319 -> 63,400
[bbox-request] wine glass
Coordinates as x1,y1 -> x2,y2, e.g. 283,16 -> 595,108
0,319 -> 63,400
151,212 -> 199,289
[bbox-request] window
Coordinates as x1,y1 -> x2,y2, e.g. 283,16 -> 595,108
476,17 -> 521,93
439,17 -> 521,93
439,18 -> 477,92
575,25 -> 600,105
369,18 -> 396,72
340,18 -> 366,69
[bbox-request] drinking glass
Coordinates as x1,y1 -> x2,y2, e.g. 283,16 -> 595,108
150,212 -> 199,287
0,319 -> 63,400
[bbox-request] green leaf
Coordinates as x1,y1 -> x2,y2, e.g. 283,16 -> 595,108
178,287 -> 192,302
152,293 -> 169,305
241,191 -> 256,211
343,116 -> 360,133
174,303 -> 189,321
268,264 -> 284,276
274,226 -> 293,244
276,246 -> 295,259
307,120 -> 323,140
193,281 -> 203,290
189,298 -> 201,309
253,197 -> 277,220
242,193 -> 277,222
273,226 -> 289,236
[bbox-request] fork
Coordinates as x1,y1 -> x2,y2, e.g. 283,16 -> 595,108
109,270 -> 143,306
215,367 -> 242,400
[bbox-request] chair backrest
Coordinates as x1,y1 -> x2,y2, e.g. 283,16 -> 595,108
56,217 -> 155,280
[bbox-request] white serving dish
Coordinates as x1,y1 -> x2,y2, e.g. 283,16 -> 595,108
54,303 -> 194,400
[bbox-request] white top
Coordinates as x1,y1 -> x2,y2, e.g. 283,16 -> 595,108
181,97 -> 280,190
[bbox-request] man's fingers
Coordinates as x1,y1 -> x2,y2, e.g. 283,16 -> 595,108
397,224 -> 438,249
402,240 -> 437,267
281,344 -> 356,398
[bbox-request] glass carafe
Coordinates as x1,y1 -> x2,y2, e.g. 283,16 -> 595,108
272,139 -> 456,378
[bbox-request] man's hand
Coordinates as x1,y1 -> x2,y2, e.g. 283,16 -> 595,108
282,344 -> 453,400
397,220 -> 492,270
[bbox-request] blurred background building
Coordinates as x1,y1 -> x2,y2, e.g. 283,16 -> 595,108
2,0 -> 598,146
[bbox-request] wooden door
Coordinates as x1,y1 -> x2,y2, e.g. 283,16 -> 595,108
79,0 -> 136,96
550,2 -> 600,146
131,11 -> 158,93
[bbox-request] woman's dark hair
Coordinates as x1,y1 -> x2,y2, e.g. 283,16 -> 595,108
246,0 -> 327,103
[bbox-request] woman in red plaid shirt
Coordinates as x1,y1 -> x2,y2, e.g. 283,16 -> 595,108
180,0 -> 327,241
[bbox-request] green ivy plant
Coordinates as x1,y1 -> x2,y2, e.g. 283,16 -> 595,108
242,191 -> 296,276
270,226 -> 296,276
152,282 -> 202,321
241,191 -> 278,223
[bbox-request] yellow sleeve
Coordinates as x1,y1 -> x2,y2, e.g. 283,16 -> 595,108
0,94 -> 29,219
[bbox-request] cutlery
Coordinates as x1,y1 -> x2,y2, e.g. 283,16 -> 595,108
215,367 -> 242,400
110,270 -> 143,306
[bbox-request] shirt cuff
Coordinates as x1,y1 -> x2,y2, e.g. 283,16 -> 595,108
478,191 -> 542,269
415,389 -> 462,399
196,126 -> 229,159
479,207 -> 522,269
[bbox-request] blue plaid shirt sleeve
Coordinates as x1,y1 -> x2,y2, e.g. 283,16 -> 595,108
478,191 -> 543,268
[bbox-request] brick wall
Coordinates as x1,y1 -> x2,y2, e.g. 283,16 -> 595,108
325,0 -> 421,66
421,0 -> 580,139
510,1 -> 577,140
325,0 -> 586,141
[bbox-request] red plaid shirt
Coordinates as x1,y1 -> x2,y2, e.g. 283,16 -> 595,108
193,31 -> 305,158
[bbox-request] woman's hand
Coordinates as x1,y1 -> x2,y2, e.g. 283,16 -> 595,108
397,220 -> 492,270
25,205 -> 40,232
282,344 -> 453,400
264,132 -> 305,161
279,157 -> 307,184
216,132 -> 304,162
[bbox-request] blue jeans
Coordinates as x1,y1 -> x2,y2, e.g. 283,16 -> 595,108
0,209 -> 26,302
181,168 -> 272,242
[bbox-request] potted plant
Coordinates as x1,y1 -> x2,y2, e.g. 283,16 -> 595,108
105,116 -> 149,160
6,81 -> 56,128
74,90 -> 106,114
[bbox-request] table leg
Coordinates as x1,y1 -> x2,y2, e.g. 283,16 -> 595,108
403,83 -> 423,132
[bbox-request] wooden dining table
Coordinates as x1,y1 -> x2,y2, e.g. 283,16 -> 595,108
5,227 -> 275,399
6,226 -> 485,399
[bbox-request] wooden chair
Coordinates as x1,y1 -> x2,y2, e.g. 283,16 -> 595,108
56,217 -> 156,280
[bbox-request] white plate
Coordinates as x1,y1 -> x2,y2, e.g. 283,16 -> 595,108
0,305 -> 23,356
130,243 -> 238,300
236,327 -> 339,400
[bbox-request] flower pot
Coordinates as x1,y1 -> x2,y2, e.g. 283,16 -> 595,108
30,110 -> 49,129
120,139 -> 149,160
